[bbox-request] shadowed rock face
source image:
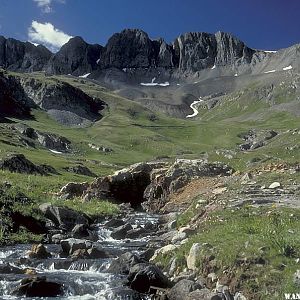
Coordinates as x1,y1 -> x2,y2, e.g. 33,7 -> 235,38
0,29 -> 259,74
0,36 -> 52,72
173,31 -> 255,72
45,36 -> 103,76
0,72 -> 33,118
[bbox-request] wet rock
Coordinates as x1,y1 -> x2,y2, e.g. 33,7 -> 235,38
61,238 -> 93,255
63,165 -> 96,177
70,246 -> 111,260
0,263 -> 24,274
107,252 -> 142,274
10,211 -> 47,234
105,218 -> 125,228
187,243 -> 202,271
111,223 -> 133,239
39,203 -> 90,230
51,233 -> 68,244
126,227 -> 149,239
12,276 -> 63,297
71,224 -> 90,238
70,248 -> 90,259
28,244 -> 51,259
129,264 -> 172,293
87,246 -> 110,259
167,279 -> 202,300
0,154 -> 47,175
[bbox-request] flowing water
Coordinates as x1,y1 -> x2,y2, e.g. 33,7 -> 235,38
0,212 -> 159,299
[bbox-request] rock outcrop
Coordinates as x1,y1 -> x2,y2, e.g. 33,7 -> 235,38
39,204 -> 90,230
143,159 -> 233,212
0,36 -> 52,72
13,123 -> 72,152
60,159 -> 233,211
45,36 -> 103,76
0,29 -> 267,76
0,71 -> 33,118
18,77 -> 106,126
0,154 -> 48,175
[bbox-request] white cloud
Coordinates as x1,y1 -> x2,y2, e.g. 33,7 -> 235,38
33,0 -> 65,13
28,21 -> 72,52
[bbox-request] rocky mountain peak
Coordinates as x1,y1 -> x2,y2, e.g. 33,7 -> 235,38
45,36 -> 103,75
100,28 -> 153,69
0,36 -> 52,72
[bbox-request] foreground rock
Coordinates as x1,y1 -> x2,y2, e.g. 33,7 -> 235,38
60,159 -> 233,211
0,154 -> 47,175
143,159 -> 233,212
12,277 -> 63,297
167,279 -> 203,300
39,203 -> 90,231
28,244 -> 51,259
128,263 -> 172,293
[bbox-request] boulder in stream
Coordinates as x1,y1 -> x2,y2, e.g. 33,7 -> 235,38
12,276 -> 63,297
28,244 -> 51,259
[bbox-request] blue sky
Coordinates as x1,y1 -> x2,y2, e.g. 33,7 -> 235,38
0,0 -> 299,52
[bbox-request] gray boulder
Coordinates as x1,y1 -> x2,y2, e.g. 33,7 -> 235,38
12,277 -> 63,297
111,223 -> 133,240
39,203 -> 90,230
129,263 -> 172,293
60,238 -> 93,255
168,279 -> 202,300
107,252 -> 142,274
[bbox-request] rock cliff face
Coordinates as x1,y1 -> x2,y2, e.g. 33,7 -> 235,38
173,31 -> 255,72
45,36 -> 103,76
19,77 -> 106,125
0,36 -> 52,72
0,71 -> 34,118
0,71 -> 106,125
0,29 -> 264,75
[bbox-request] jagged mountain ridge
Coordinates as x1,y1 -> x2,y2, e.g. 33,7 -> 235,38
0,28 -> 298,77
